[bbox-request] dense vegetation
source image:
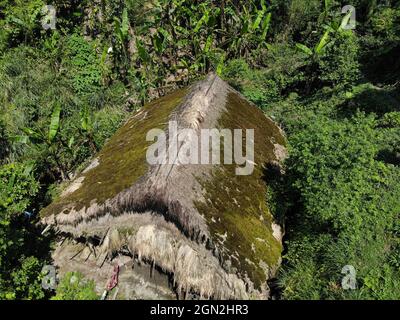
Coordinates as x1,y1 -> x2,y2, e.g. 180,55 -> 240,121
0,0 -> 399,299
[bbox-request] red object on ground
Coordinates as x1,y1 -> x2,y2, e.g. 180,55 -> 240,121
106,265 -> 119,291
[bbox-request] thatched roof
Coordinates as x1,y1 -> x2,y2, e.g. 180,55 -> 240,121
42,74 -> 287,299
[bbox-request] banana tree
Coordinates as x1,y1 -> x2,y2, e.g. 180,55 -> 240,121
295,9 -> 354,59
223,0 -> 272,58
80,106 -> 99,154
295,27 -> 332,59
14,104 -> 71,180
113,8 -> 131,81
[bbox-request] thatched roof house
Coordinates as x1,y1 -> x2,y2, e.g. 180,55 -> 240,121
41,74 -> 287,300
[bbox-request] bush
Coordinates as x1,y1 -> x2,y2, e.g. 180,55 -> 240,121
222,59 -> 281,108
370,6 -> 400,41
278,112 -> 400,299
380,112 -> 400,128
0,163 -> 39,215
51,272 -> 98,300
63,33 -> 102,95
284,0 -> 323,42
1,0 -> 45,47
0,163 -> 47,300
10,257 -> 45,300
318,31 -> 361,88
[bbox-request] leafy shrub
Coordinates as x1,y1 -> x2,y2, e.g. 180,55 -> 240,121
261,43 -> 307,94
1,0 -> 45,46
380,112 -> 400,128
370,6 -> 400,41
0,163 -> 39,215
64,34 -> 102,95
343,83 -> 399,116
318,30 -> 360,88
51,272 -> 98,300
0,163 -> 47,300
222,59 -> 280,108
278,112 -> 400,299
221,59 -> 250,83
10,256 -> 45,300
284,0 -> 323,41
0,45 -> 116,181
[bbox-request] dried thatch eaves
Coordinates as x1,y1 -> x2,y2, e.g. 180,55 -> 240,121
41,74 -> 287,299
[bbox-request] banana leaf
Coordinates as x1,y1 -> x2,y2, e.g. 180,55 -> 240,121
11,135 -> 29,144
340,9 -> 354,30
296,43 -> 313,56
80,107 -> 92,133
121,8 -> 129,39
261,12 -> 272,40
204,35 -> 213,53
252,9 -> 266,31
315,30 -> 331,55
194,10 -> 210,33
48,104 -> 61,143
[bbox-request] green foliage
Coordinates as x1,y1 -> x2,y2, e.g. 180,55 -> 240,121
370,6 -> 400,40
380,112 -> 400,128
64,34 -> 102,95
232,7 -> 400,295
0,163 -> 47,300
0,163 -> 38,215
92,106 -> 127,147
269,95 -> 400,300
48,104 -> 61,143
0,52 -> 128,310
284,0 -> 323,40
116,0 -> 278,95
1,0 -> 45,46
318,30 -> 360,87
222,59 -> 280,107
10,256 -> 45,300
0,44 -> 127,182
294,13 -> 361,90
51,272 -> 98,300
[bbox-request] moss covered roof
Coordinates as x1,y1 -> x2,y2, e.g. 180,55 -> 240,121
41,74 -> 287,290
195,92 -> 285,288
